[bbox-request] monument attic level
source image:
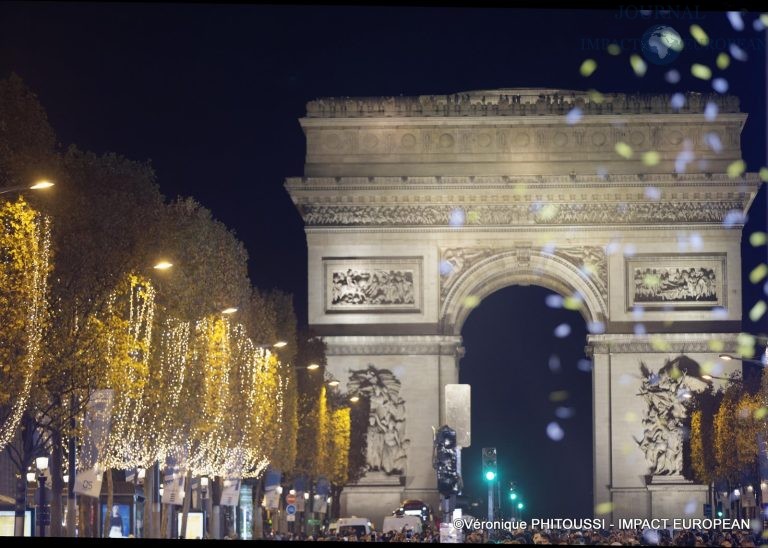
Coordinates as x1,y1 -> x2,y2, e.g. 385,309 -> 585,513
285,88 -> 760,525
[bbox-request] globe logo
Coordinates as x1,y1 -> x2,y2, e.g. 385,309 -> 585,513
641,25 -> 684,65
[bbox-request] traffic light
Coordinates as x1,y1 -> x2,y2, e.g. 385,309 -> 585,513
517,502 -> 524,510
716,502 -> 723,517
434,426 -> 459,496
482,447 -> 497,482
509,481 -> 517,500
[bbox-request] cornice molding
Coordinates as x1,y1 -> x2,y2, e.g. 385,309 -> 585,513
324,335 -> 463,356
586,333 -> 741,354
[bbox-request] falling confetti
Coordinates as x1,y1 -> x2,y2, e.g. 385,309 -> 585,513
449,207 -> 465,227
630,55 -> 647,77
546,422 -> 565,441
587,321 -> 605,334
634,323 -> 647,335
705,132 -> 723,153
712,78 -> 729,93
704,101 -> 719,121
755,407 -> 768,420
691,63 -> 712,80
563,295 -> 583,310
650,336 -> 671,351
588,89 -> 604,103
607,43 -> 621,55
595,503 -> 614,516
716,52 -> 731,70
727,159 -> 746,178
723,209 -> 747,227
708,339 -> 725,352
749,300 -> 766,322
549,390 -> 569,402
555,407 -> 575,419
537,204 -> 559,221
439,260 -> 454,276
577,359 -> 592,373
644,186 -> 661,200
726,11 -> 744,31
684,500 -> 698,515
711,306 -> 728,320
566,107 -> 583,125
729,43 -> 748,61
750,232 -> 767,246
642,151 -> 660,166
548,355 -> 561,373
580,59 -> 597,77
665,69 -> 681,84
615,142 -> 633,159
467,210 -> 480,223
759,167 -> 768,182
689,24 -> 709,45
545,294 -> 564,309
750,264 -> 768,284
670,93 -> 685,110
463,295 -> 480,308
554,323 -> 571,338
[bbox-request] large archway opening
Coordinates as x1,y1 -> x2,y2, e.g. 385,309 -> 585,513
459,285 -> 592,519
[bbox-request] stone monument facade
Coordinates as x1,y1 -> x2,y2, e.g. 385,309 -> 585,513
285,89 -> 761,527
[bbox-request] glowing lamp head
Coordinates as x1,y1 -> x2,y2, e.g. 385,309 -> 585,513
327,379 -> 340,387
201,477 -> 209,488
221,307 -> 238,315
26,472 -> 36,483
273,341 -> 288,348
517,502 -> 524,510
63,474 -> 69,483
35,456 -> 49,471
350,395 -> 360,402
153,261 -> 173,270
30,180 -> 54,190
485,471 -> 496,481
307,363 -> 320,370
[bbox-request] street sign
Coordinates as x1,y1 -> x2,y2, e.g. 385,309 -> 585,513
286,493 -> 297,505
286,504 -> 297,515
287,514 -> 296,522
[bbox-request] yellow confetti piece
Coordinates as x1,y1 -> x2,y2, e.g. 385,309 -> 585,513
463,295 -> 480,309
650,336 -> 670,351
700,361 -> 714,374
643,274 -> 661,287
760,167 -> 768,182
749,300 -> 767,322
737,332 -> 756,353
761,14 -> 768,26
727,159 -> 746,178
580,59 -> 597,77
750,264 -> 768,284
467,210 -> 480,223
717,53 -> 730,70
588,89 -> 604,104
513,183 -> 527,195
691,64 -> 712,80
563,296 -> 583,310
750,232 -> 767,246
537,204 -> 559,221
595,502 -> 614,515
690,24 -> 709,46
755,407 -> 768,420
549,390 -> 569,402
630,55 -> 647,77
707,340 -> 725,352
615,142 -> 633,159
642,151 -> 660,166
607,43 -> 621,56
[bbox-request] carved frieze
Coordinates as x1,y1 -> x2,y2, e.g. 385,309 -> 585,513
306,91 -> 740,118
626,254 -> 727,310
324,257 -> 422,313
301,201 -> 745,227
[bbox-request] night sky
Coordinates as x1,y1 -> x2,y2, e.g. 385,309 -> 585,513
1,4 -> 765,518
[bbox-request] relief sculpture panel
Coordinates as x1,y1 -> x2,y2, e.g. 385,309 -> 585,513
324,257 -> 422,313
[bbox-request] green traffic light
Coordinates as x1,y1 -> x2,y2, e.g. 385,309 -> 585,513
717,511 -> 723,517
517,502 -> 524,510
510,493 -> 517,500
485,471 -> 496,481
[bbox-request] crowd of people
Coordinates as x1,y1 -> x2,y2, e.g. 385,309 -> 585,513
259,526 -> 765,545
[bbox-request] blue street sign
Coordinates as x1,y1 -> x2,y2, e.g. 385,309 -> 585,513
286,504 -> 297,515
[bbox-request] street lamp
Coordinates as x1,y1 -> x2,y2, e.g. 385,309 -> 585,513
326,379 -> 340,388
35,456 -> 50,538
719,353 -> 767,367
200,477 -> 209,539
0,179 -> 55,195
349,395 -> 360,403
153,261 -> 174,270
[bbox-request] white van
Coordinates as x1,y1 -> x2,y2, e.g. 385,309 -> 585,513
382,514 -> 423,535
333,517 -> 373,537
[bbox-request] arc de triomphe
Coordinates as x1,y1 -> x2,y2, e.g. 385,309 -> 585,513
285,89 -> 761,527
